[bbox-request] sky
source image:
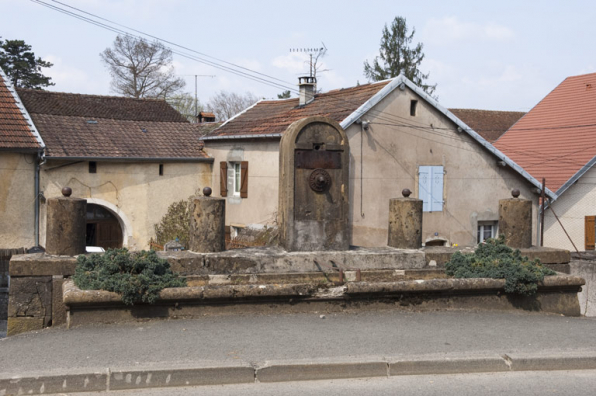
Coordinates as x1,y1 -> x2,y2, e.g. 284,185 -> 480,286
1,0 -> 594,111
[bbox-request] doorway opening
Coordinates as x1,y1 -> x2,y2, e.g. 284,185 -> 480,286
86,204 -> 123,250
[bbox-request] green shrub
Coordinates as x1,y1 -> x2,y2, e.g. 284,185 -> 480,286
445,236 -> 556,296
73,248 -> 186,305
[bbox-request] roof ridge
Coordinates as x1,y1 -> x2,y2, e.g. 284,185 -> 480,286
449,108 -> 526,114
16,88 -> 170,103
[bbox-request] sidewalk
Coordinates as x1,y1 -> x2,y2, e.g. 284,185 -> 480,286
2,310 -> 596,394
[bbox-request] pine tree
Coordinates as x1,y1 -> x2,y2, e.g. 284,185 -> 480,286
0,39 -> 54,89
364,17 -> 436,97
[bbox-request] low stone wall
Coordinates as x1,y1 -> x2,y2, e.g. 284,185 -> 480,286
570,257 -> 596,316
62,274 -> 585,328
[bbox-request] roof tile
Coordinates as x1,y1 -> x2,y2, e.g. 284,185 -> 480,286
0,73 -> 41,150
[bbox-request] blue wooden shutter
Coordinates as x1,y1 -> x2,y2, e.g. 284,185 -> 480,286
419,166 -> 431,212
430,166 -> 444,212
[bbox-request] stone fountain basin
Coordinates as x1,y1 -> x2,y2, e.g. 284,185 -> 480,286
61,273 -> 585,328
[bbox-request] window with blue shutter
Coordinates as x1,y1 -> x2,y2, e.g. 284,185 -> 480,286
418,166 -> 444,212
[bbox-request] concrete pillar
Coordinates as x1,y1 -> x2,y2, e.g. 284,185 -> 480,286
499,189 -> 532,248
45,187 -> 86,256
388,189 -> 423,249
188,187 -> 226,253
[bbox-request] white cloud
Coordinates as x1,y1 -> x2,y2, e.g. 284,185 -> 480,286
272,52 -> 310,74
423,17 -> 514,44
43,55 -> 108,94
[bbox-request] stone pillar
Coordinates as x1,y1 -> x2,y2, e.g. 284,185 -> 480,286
388,189 -> 423,249
45,187 -> 86,256
188,187 -> 226,252
499,189 -> 532,248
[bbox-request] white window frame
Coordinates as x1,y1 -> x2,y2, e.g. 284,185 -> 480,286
418,165 -> 444,212
229,162 -> 242,197
477,221 -> 498,244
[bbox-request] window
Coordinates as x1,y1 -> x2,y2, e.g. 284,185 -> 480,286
233,162 -> 241,196
410,100 -> 418,116
89,161 -> 97,173
478,221 -> 498,244
159,164 -> 164,176
220,161 -> 248,198
418,166 -> 444,212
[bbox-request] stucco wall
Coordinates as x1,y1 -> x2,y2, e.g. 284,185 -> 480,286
544,165 -> 596,251
206,140 -> 280,228
0,152 -> 36,249
346,87 -> 539,247
39,160 -> 212,250
202,86 -> 539,247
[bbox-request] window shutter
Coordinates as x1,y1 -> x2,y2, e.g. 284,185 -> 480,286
220,161 -> 228,197
586,216 -> 596,250
430,166 -> 444,212
418,166 -> 431,212
240,161 -> 249,198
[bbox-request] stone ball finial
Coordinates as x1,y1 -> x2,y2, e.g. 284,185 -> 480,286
511,188 -> 521,198
203,186 -> 212,197
402,188 -> 412,198
61,187 -> 72,197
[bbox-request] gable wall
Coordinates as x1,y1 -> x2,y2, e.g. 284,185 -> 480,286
544,165 -> 596,250
0,152 -> 36,249
39,160 -> 212,249
345,85 -> 539,247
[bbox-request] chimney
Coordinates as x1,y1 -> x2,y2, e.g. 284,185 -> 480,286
298,76 -> 316,106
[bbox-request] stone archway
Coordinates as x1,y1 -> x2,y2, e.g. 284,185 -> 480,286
85,198 -> 133,248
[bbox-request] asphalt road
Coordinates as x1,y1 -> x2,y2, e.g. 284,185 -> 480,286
67,370 -> 596,395
2,310 -> 596,375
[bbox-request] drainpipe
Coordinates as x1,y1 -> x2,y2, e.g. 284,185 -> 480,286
35,149 -> 46,248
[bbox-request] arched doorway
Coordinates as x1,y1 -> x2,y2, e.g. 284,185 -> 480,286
86,204 -> 123,249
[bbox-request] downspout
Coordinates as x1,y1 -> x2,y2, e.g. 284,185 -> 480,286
35,149 -> 46,247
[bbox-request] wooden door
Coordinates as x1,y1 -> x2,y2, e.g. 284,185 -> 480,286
586,216 -> 596,250
97,222 -> 123,249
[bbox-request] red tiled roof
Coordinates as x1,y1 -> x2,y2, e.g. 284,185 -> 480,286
0,72 -> 41,150
205,81 -> 390,138
19,90 -> 208,159
495,72 -> 596,193
449,108 -> 526,143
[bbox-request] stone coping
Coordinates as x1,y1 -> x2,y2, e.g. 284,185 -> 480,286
62,275 -> 584,307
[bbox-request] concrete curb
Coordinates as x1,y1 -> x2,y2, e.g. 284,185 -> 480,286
2,353 -> 596,395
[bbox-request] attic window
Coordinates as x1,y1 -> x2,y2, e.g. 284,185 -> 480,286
86,120 -> 98,124
159,164 -> 164,176
89,161 -> 97,173
410,100 -> 418,116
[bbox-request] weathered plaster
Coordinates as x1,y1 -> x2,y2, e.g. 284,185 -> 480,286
0,152 -> 36,249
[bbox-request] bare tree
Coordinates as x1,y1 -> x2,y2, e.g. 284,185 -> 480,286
100,35 -> 185,99
207,91 -> 259,121
167,92 -> 203,123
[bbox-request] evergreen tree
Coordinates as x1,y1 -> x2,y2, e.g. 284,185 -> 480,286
0,39 -> 54,89
277,90 -> 291,99
364,17 -> 436,97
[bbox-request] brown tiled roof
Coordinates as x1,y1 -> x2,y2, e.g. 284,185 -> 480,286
199,111 -> 215,118
495,72 -> 596,192
195,122 -> 223,136
204,81 -> 390,138
19,90 -> 208,159
449,108 -> 526,143
17,89 -> 188,123
0,72 -> 41,150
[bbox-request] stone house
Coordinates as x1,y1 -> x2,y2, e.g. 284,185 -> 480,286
0,68 -> 44,251
15,89 -> 213,250
495,72 -> 596,251
202,75 -> 553,247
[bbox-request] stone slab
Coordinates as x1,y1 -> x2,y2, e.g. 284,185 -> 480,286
9,253 -> 78,276
52,276 -> 67,326
8,276 -> 52,325
569,259 -> 596,316
423,246 -> 571,267
109,365 -> 254,390
7,317 -> 44,336
257,361 -> 387,382
0,371 -> 106,395
507,352 -> 596,371
389,356 -> 509,375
